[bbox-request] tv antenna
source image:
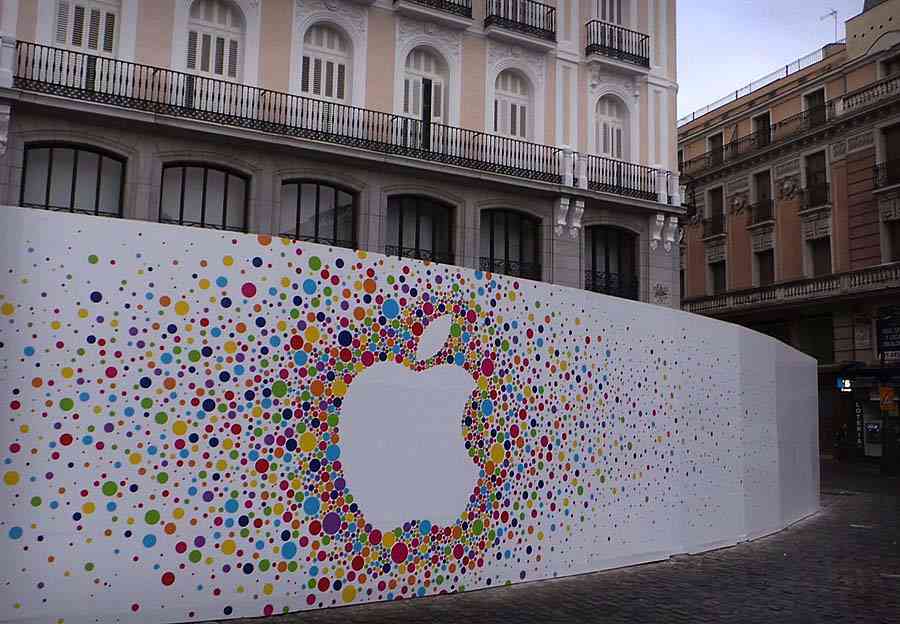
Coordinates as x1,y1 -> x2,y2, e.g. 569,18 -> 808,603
821,9 -> 838,42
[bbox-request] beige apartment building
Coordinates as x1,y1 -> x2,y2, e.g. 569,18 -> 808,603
0,0 -> 681,306
678,0 -> 900,463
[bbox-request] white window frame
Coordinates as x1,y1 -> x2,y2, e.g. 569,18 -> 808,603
51,0 -> 120,57
493,69 -> 533,141
594,0 -> 633,27
594,95 -> 629,161
185,0 -> 245,81
402,47 -> 449,125
299,23 -> 352,104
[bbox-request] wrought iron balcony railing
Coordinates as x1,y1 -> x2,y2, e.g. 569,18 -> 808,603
802,182 -> 831,209
14,41 -> 563,185
580,154 -> 660,201
875,160 -> 900,190
485,0 -> 556,42
585,21 -> 650,68
702,213 -> 726,238
748,199 -> 774,225
394,0 -> 472,18
385,245 -> 455,265
681,103 -> 835,177
584,270 -> 639,300
479,257 -> 542,281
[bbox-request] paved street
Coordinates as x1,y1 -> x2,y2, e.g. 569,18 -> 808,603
222,460 -> 899,624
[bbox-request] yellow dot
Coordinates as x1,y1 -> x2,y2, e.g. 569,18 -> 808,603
382,533 -> 396,548
332,381 -> 347,397
224,341 -> 237,354
82,502 -> 95,514
221,539 -> 236,555
263,583 -> 273,596
78,308 -> 89,318
198,278 -> 210,290
3,471 -> 20,486
1,302 -> 14,316
223,255 -> 234,266
172,421 -> 188,436
173,508 -> 185,519
490,443 -> 505,464
61,367 -> 74,379
174,301 -> 190,316
341,585 -> 357,603
299,432 -> 316,452
304,326 -> 320,343
129,453 -> 142,465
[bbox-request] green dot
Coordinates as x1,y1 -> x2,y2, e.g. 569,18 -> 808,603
450,324 -> 461,338
308,256 -> 322,271
259,559 -> 270,571
144,509 -> 160,525
155,412 -> 168,425
472,519 -> 483,535
59,398 -> 74,411
189,549 -> 202,563
271,380 -> 288,398
157,472 -> 169,484
188,350 -> 201,362
84,562 -> 94,571
140,398 -> 153,409
101,481 -> 118,496
30,496 -> 42,507
88,255 -> 99,264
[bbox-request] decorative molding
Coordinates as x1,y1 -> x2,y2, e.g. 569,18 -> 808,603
0,104 -> 10,158
879,190 -> 900,222
663,216 -> 679,253
554,197 -> 571,237
650,214 -> 665,250
854,315 -> 872,351
831,140 -> 848,161
801,207 -> 832,241
568,199 -> 584,239
729,192 -> 749,214
653,283 -> 670,305
705,239 -> 726,264
298,0 -> 367,35
774,159 -> 800,180
395,16 -> 463,124
587,69 -> 640,159
726,176 -> 750,195
777,175 -> 800,200
750,224 -> 775,253
846,131 -> 874,153
486,40 -> 547,142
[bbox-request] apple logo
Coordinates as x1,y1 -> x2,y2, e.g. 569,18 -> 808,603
339,314 -> 479,531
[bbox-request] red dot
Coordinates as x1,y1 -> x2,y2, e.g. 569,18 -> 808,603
306,595 -> 316,606
290,335 -> 304,350
105,366 -> 118,378
368,529 -> 382,545
317,577 -> 330,592
255,459 -> 269,473
481,359 -> 494,376
309,520 -> 322,535
241,282 -> 257,298
453,544 -> 464,559
361,351 -> 375,367
390,542 -> 409,564
59,433 -> 73,446
161,571 -> 175,586
351,555 -> 364,571
411,322 -> 423,336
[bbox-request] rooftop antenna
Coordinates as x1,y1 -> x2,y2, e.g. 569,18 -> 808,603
821,9 -> 838,42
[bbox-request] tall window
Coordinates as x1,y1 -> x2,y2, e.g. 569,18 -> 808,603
385,196 -> 454,264
160,163 -> 247,231
279,181 -> 355,249
810,237 -> 832,277
596,96 -> 627,160
186,0 -> 245,80
597,0 -> 623,24
20,143 -> 125,216
585,226 -> 638,300
301,24 -> 351,103
403,47 -> 448,124
755,249 -> 775,287
55,0 -> 118,56
709,260 -> 727,294
494,70 -> 531,140
479,209 -> 541,281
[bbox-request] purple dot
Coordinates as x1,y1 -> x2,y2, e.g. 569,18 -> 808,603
322,512 -> 341,535
203,491 -> 214,502
194,536 -> 206,547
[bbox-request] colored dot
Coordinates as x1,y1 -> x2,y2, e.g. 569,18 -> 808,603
341,585 -> 356,603
59,397 -> 74,411
323,512 -> 341,535
303,497 -> 320,516
8,527 -> 23,539
142,534 -> 157,548
482,399 -> 493,416
303,279 -> 316,295
223,255 -> 234,266
145,510 -> 161,525
299,432 -> 317,452
382,299 -> 400,319
390,541 -> 409,564
281,542 -> 298,559
221,539 -> 236,555
1,302 -> 14,316
272,381 -> 287,398
241,282 -> 257,298
90,291 -> 102,303
3,471 -> 19,486
172,421 -> 188,436
490,443 -> 505,464
161,571 -> 175,586
174,301 -> 190,316
88,254 -> 99,264
101,481 -> 117,496
309,256 -> 322,271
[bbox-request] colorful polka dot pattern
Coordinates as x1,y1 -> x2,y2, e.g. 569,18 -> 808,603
1,211 -> 750,623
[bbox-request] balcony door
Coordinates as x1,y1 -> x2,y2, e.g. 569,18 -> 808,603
585,226 -> 638,300
479,209 -> 541,280
596,0 -> 623,24
385,195 -> 454,264
805,151 -> 829,207
804,89 -> 826,127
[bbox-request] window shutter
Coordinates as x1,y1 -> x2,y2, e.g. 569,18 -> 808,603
301,56 -> 310,92
602,123 -> 609,154
493,99 -> 498,132
519,105 -> 526,138
72,5 -> 85,47
227,39 -> 238,78
186,31 -> 198,69
403,78 -> 410,114
412,79 -> 420,117
324,61 -> 334,98
510,103 -> 517,136
214,36 -> 225,75
87,8 -> 100,49
312,58 -> 322,95
336,64 -> 345,100
615,128 -> 622,158
432,82 -> 442,119
200,33 -> 211,72
56,1 -> 70,44
102,12 -> 115,53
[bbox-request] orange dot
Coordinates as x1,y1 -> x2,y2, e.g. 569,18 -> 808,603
353,307 -> 366,321
310,380 -> 324,396
164,378 -> 177,390
164,523 -> 177,535
159,296 -> 172,307
363,279 -> 376,294
257,234 -> 272,246
31,377 -> 43,388
235,323 -> 247,333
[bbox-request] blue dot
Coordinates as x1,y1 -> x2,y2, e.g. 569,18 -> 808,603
294,351 -> 308,366
419,520 -> 431,535
224,499 -> 239,513
303,279 -> 317,295
281,542 -> 297,559
142,534 -> 157,548
337,331 -> 353,347
303,496 -> 320,516
382,299 -> 400,319
8,527 -> 23,540
482,400 -> 493,416
326,445 -> 340,461
23,346 -> 34,357
216,276 -> 228,287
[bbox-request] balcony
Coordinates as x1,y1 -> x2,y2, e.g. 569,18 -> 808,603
385,245 -> 455,265
683,262 -> 900,317
585,21 -> 650,72
702,213 -> 726,239
484,0 -> 556,51
479,257 -> 542,281
579,154 -> 662,202
875,160 -> 900,191
584,270 -> 639,300
748,199 -> 774,226
393,0 -> 473,29
802,182 -> 831,210
841,75 -> 900,116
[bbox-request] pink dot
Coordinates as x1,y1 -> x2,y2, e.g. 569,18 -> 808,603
241,282 -> 257,298
105,366 -> 118,378
481,359 -> 494,376
390,541 -> 409,564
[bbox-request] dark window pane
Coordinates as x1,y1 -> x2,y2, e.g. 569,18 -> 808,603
336,190 -> 354,244
182,167 -> 204,224
22,148 -> 50,206
318,185 -> 336,241
98,156 -> 122,215
226,175 -> 246,231
74,150 -> 100,212
205,169 -> 226,227
160,167 -> 182,222
299,184 -> 317,239
280,183 -> 298,237
49,148 -> 75,209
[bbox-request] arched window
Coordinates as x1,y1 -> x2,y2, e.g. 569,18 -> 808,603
597,0 -> 624,24
159,163 -> 248,231
54,0 -> 119,56
20,143 -> 125,217
494,69 -> 532,140
301,24 -> 351,103
596,95 -> 628,160
585,225 -> 638,300
479,209 -> 541,281
403,47 -> 448,124
279,181 -> 356,249
385,196 -> 454,264
186,0 -> 245,80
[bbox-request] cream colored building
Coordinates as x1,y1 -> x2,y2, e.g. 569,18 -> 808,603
0,0 -> 680,305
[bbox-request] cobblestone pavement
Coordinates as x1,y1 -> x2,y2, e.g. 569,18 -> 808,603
224,461 -> 899,624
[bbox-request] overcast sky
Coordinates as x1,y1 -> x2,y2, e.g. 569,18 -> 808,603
677,0 -> 865,118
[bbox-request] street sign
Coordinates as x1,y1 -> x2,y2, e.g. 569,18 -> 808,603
877,306 -> 900,358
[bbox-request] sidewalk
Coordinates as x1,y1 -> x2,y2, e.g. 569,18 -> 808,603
221,460 -> 899,624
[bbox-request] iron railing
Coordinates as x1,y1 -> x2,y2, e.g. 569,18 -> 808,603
485,0 -> 556,42
702,213 -> 726,238
278,234 -> 358,250
875,160 -> 900,190
585,21 -> 650,68
749,199 -> 774,225
682,103 -> 835,176
479,257 -> 542,281
802,182 -> 831,209
385,245 -> 455,265
394,0 -> 473,18
14,41 -> 563,184
584,270 -> 639,300
580,154 -> 659,201
842,75 -> 900,114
